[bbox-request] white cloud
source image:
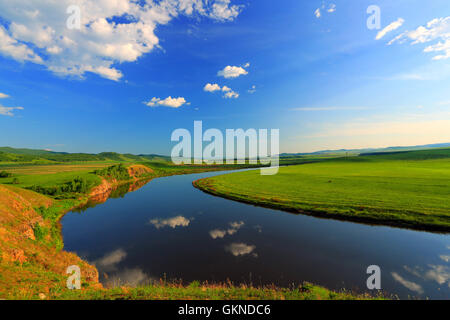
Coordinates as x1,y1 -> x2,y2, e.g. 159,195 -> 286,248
388,16 -> 450,60
0,26 -> 43,64
217,65 -> 248,78
248,85 -> 256,94
376,18 -> 405,40
209,0 -> 243,21
0,93 -> 10,99
243,62 -> 250,68
314,8 -> 321,19
145,96 -> 188,108
327,4 -> 336,13
0,105 -> 24,116
204,83 -> 221,92
440,255 -> 450,263
225,242 -> 256,257
224,90 -> 239,99
0,1 -> 243,81
391,272 -> 424,294
204,83 -> 239,99
149,215 -> 191,228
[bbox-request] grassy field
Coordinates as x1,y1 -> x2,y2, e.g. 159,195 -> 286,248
194,149 -> 450,232
42,282 -> 386,300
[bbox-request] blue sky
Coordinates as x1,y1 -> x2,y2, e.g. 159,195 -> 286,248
0,0 -> 449,154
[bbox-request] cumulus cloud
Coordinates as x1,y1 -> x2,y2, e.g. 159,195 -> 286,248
225,242 -> 256,257
0,93 -> 10,99
0,26 -> 43,64
0,1 -> 243,81
440,255 -> 450,263
209,0 -> 243,21
376,18 -> 405,40
224,90 -> 239,99
204,83 -> 221,92
0,105 -> 24,116
145,96 -> 188,108
327,4 -> 336,13
388,16 -> 450,60
149,215 -> 191,229
217,65 -> 248,79
204,83 -> 239,99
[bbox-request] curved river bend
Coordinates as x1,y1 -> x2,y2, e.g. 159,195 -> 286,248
62,170 -> 450,299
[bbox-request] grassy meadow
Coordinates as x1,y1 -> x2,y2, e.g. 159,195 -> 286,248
194,148 -> 450,232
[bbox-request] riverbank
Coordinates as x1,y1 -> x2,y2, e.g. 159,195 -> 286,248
194,156 -> 450,233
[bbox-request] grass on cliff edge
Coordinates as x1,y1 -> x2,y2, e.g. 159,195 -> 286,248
16,281 -> 386,300
194,156 -> 450,232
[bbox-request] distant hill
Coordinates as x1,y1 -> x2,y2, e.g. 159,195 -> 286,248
360,147 -> 450,160
0,147 -> 58,156
0,147 -> 170,164
281,143 -> 450,157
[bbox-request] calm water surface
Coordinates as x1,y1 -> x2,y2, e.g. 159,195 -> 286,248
62,170 -> 450,299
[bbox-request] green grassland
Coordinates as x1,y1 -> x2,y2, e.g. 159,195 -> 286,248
194,148 -> 450,232
42,282 -> 386,300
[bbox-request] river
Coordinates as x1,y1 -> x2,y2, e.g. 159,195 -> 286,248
61,170 -> 450,299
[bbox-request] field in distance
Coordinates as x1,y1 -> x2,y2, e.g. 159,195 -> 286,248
194,148 -> 450,232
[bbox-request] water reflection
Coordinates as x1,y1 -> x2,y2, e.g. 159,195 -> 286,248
209,221 -> 244,239
74,178 -> 152,212
93,248 -> 156,288
105,267 -> 154,288
94,248 -> 127,272
225,243 -> 257,258
391,272 -> 424,294
391,249 -> 450,296
149,216 -> 191,229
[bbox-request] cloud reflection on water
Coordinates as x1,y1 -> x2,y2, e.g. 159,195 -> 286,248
209,221 -> 244,239
225,242 -> 257,257
149,216 -> 191,229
